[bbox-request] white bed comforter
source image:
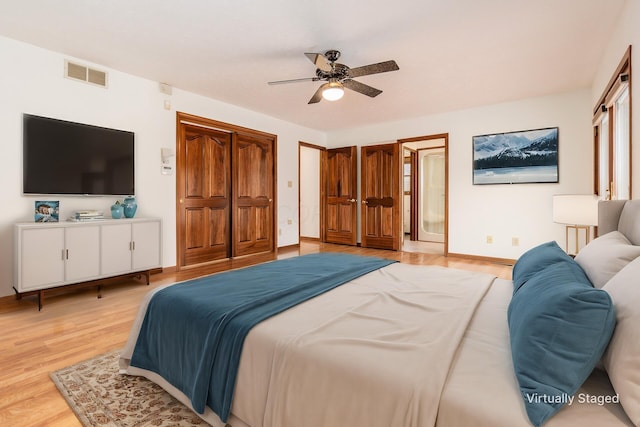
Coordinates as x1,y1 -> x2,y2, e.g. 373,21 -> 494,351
258,264 -> 494,427
121,263 -> 494,427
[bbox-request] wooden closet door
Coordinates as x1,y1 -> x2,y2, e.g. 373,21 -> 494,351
324,146 -> 357,245
233,133 -> 275,257
361,143 -> 400,250
177,124 -> 231,266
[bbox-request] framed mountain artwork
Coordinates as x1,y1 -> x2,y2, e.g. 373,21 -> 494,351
473,127 -> 559,185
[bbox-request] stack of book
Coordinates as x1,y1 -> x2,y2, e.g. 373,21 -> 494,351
69,210 -> 105,222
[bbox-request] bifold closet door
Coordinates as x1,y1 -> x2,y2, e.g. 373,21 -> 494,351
232,132 -> 275,257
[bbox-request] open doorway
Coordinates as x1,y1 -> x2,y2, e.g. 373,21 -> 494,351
299,142 -> 324,241
399,134 -> 448,255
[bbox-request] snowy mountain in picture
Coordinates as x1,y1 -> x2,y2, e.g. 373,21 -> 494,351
473,128 -> 558,184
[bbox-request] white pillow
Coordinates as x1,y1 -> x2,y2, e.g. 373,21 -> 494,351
602,256 -> 640,426
575,231 -> 640,288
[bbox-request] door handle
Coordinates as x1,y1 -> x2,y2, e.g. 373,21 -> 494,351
362,200 -> 368,205
349,199 -> 356,203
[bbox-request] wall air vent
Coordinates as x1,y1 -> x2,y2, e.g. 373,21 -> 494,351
64,60 -> 108,88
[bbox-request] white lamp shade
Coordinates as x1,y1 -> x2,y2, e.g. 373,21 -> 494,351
322,81 -> 344,101
552,194 -> 599,226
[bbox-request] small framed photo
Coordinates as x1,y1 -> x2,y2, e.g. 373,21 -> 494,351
35,201 -> 59,222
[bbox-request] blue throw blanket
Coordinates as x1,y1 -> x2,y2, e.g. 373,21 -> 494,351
130,253 -> 396,422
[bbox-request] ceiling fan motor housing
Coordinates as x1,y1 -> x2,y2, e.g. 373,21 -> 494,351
316,63 -> 350,81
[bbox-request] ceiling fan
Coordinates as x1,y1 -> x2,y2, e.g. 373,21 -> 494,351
268,50 -> 399,104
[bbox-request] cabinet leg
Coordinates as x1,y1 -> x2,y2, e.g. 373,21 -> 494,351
97,285 -> 103,299
38,290 -> 43,311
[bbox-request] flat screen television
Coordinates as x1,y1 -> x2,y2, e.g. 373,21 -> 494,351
23,114 -> 135,196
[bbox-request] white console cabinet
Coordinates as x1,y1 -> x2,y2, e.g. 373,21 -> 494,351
14,218 -> 162,309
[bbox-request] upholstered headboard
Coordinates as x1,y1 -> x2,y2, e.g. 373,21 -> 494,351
598,199 -> 640,244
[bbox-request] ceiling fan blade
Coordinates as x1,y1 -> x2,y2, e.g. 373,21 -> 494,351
348,60 -> 399,78
268,77 -> 319,85
343,79 -> 382,97
308,84 -> 325,104
304,52 -> 332,72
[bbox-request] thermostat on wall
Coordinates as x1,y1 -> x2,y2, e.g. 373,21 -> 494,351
161,163 -> 173,175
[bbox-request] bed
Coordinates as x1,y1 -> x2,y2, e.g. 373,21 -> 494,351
120,199 -> 640,427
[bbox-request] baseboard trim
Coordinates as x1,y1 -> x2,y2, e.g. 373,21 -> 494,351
447,252 -> 516,266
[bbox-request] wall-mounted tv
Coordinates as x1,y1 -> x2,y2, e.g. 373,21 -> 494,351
23,114 -> 135,196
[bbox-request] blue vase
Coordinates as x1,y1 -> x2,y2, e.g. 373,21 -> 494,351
123,196 -> 138,218
111,204 -> 124,219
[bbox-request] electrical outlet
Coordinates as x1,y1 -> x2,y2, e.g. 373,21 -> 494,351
279,228 -> 282,236
287,219 -> 292,225
512,237 -> 520,246
486,235 -> 493,244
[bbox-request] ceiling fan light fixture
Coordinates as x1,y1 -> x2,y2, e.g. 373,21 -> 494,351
322,80 -> 344,101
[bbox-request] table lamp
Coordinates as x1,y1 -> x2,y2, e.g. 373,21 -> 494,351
552,194 -> 599,254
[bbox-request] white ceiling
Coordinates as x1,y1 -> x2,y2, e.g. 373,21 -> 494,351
0,0 -> 625,132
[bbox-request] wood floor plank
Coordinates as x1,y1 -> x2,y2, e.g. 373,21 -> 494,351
0,242 -> 512,426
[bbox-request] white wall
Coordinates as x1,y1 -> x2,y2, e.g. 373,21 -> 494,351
327,90 -> 593,259
0,35 -> 326,298
299,146 -> 321,238
591,0 -> 640,197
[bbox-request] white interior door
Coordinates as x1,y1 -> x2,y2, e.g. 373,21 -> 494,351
418,147 -> 445,243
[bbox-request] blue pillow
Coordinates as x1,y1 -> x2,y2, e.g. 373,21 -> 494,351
508,262 -> 615,427
512,241 -> 583,293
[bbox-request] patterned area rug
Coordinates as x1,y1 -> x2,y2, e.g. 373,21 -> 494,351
50,349 -> 211,426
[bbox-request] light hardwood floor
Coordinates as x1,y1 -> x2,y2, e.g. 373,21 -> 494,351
0,241 -> 512,427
